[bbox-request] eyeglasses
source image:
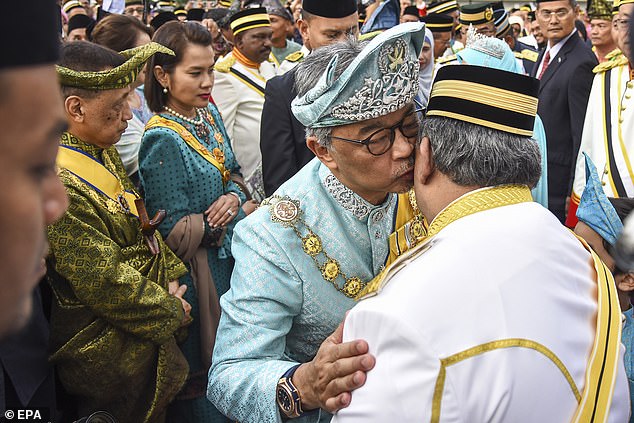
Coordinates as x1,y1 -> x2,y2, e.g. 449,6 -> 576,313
124,6 -> 144,14
538,8 -> 572,20
614,19 -> 631,30
330,109 -> 422,156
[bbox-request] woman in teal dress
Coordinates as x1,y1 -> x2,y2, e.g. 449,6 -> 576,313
139,21 -> 249,422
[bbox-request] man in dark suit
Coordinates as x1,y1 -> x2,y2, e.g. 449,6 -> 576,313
260,0 -> 359,196
532,0 -> 597,222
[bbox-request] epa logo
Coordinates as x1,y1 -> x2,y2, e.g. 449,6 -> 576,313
3,409 -> 46,421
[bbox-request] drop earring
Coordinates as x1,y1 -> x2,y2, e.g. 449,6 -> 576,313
163,87 -> 168,94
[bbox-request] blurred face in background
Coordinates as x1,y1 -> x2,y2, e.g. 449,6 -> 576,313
590,18 -> 614,48
616,3 -> 632,59
124,4 -> 145,21
433,31 -> 451,58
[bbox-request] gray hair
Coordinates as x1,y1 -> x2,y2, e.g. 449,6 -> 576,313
294,35 -> 367,147
421,116 -> 541,188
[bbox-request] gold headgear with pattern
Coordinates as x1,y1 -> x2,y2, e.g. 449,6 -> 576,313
588,0 -> 613,20
56,42 -> 174,90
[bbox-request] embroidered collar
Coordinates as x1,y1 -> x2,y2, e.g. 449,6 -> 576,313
320,165 -> 393,221
427,184 -> 533,237
61,132 -> 105,161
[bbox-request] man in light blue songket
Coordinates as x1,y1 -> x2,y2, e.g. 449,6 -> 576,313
574,153 -> 634,422
208,22 -> 426,423
455,28 -> 550,208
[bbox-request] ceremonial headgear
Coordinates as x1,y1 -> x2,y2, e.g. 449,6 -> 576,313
613,0 -> 621,15
125,0 -> 143,5
4,0 -> 60,70
427,64 -> 539,136
490,1 -> 505,12
62,0 -> 84,14
427,0 -> 459,15
265,0 -> 294,23
174,6 -> 187,17
494,9 -> 511,38
421,13 -> 454,32
404,6 -> 420,17
520,4 -> 533,12
577,153 -> 624,246
302,0 -> 357,19
457,27 -> 524,73
588,0 -> 613,20
150,11 -> 178,30
56,42 -> 174,90
229,7 -> 271,36
67,14 -> 94,34
291,22 -> 425,129
218,0 -> 233,7
459,3 -> 495,25
187,8 -> 205,21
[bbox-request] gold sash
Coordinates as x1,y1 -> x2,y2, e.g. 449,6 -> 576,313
56,145 -> 139,217
145,115 -> 231,184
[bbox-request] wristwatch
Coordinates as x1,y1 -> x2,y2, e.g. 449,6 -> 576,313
276,365 -> 304,418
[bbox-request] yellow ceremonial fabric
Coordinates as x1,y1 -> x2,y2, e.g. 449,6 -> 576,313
385,190 -> 426,267
47,133 -> 189,423
56,145 -> 139,217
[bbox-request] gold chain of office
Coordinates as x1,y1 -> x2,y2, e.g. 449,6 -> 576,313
262,195 -> 366,298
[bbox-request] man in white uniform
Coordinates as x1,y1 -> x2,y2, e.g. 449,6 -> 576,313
212,7 -> 277,201
334,64 -> 631,423
568,0 -> 634,227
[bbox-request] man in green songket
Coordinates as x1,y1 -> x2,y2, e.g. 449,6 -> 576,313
46,41 -> 192,422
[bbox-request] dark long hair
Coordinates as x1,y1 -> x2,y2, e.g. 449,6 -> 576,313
144,21 -> 212,113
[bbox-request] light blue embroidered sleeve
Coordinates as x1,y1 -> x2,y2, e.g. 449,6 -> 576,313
208,214 -> 310,423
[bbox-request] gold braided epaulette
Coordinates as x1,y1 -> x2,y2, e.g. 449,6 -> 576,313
593,52 -> 628,74
520,49 -> 539,62
214,55 -> 236,73
605,48 -> 623,61
436,54 -> 457,65
284,51 -> 305,63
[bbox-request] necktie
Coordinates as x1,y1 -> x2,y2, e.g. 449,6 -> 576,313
538,51 -> 551,80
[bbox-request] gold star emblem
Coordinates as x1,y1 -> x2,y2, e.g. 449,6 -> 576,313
343,277 -> 363,297
322,259 -> 340,281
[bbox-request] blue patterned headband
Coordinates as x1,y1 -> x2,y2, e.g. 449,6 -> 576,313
291,22 -> 426,129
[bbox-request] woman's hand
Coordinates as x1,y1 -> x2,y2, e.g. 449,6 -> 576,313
205,194 -> 240,228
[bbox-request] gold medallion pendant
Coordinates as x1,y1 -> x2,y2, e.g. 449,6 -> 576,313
263,195 -> 369,299
212,147 -> 225,164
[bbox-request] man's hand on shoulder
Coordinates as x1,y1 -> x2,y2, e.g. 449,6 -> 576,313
291,320 -> 375,413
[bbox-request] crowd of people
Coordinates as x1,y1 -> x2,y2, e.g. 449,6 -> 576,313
1,0 -> 634,421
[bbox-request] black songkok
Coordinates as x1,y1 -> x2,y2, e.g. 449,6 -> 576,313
67,14 -> 94,34
420,13 -> 454,33
302,0 -> 357,19
427,65 -> 539,136
150,11 -> 178,30
2,0 -> 60,70
187,8 -> 205,21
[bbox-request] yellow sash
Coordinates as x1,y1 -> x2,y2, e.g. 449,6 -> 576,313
573,234 -> 622,423
145,115 -> 231,184
386,190 -> 426,267
56,145 -> 139,217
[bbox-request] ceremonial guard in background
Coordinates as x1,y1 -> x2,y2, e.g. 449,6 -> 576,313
212,7 -> 276,202
568,0 -> 634,226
